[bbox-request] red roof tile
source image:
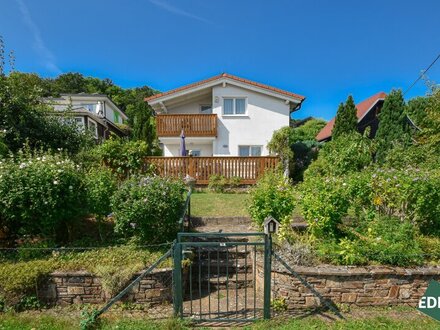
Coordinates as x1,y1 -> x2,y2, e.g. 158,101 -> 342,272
145,73 -> 305,102
315,92 -> 387,141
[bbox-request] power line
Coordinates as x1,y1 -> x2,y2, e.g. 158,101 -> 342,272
403,52 -> 440,96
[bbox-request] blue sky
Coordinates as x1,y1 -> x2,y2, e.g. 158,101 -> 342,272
1,0 -> 440,120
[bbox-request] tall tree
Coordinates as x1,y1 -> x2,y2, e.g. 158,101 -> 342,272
332,95 -> 358,139
375,89 -> 410,163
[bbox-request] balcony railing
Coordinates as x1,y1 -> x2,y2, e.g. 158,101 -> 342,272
156,114 -> 217,137
144,156 -> 280,184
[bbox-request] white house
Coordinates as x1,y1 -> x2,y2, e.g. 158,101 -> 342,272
45,93 -> 128,141
146,73 -> 305,157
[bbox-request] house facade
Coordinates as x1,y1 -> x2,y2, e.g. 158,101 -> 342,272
45,94 -> 128,141
316,92 -> 387,142
146,73 -> 305,157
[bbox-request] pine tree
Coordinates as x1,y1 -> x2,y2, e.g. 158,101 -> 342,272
375,89 -> 410,163
332,95 -> 358,139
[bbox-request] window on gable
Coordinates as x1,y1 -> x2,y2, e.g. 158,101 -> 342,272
114,111 -> 120,124
223,98 -> 247,115
239,145 -> 262,157
87,118 -> 98,139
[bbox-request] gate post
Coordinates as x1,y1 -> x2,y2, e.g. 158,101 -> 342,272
173,243 -> 183,317
263,234 -> 272,319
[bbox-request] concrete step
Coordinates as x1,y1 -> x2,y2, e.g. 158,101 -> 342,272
195,273 -> 254,289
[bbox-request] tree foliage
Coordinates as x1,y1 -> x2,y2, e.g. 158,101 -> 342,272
0,72 -> 93,154
375,89 -> 411,163
268,118 -> 326,181
332,95 -> 358,139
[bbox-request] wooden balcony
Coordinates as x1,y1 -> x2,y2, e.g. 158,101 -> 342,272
144,156 -> 280,184
156,114 -> 217,137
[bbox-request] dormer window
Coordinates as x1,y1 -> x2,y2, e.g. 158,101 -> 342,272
223,98 -> 247,115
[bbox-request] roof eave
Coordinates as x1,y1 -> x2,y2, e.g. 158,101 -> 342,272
146,76 -> 304,107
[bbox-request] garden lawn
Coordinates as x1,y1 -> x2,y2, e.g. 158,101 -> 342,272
191,192 -> 249,217
0,306 -> 437,330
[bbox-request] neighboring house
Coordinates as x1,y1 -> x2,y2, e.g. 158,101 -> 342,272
316,92 -> 387,142
145,73 -> 305,157
44,93 -> 128,141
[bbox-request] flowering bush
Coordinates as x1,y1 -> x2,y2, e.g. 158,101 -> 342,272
315,215 -> 423,267
111,176 -> 186,242
351,167 -> 440,234
0,151 -> 85,240
248,171 -> 296,227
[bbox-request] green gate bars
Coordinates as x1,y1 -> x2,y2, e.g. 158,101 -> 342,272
173,232 -> 272,322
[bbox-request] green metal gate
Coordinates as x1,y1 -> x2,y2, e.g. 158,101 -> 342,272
173,232 -> 272,322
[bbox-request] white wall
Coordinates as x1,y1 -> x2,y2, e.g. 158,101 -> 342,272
212,84 -> 290,156
163,142 -> 213,157
166,95 -> 212,114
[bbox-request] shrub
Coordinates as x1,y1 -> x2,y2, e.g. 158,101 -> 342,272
93,138 -> 155,179
315,215 -> 423,266
0,151 -> 86,241
369,167 -> 440,234
229,176 -> 242,189
208,175 -> 227,192
248,171 -> 296,227
85,167 -> 118,218
299,176 -> 350,238
346,167 -> 440,234
112,176 -> 186,242
305,132 -> 374,179
84,167 -> 118,241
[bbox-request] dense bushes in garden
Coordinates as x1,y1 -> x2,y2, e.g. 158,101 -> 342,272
266,87 -> 440,267
248,171 -> 296,226
0,151 -> 86,240
92,138 -> 157,179
0,146 -> 187,244
112,176 -> 186,242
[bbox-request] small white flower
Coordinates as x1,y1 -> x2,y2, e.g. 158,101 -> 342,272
53,180 -> 59,185
342,182 -> 347,186
19,163 -> 26,169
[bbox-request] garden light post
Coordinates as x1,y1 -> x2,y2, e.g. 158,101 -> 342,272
262,216 -> 280,319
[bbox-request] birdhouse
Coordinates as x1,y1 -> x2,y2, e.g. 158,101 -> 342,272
263,216 -> 280,235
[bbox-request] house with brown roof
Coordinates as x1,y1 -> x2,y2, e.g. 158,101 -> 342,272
316,92 -> 387,142
146,73 -> 305,157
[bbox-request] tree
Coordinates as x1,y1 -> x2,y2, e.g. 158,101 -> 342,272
291,118 -> 326,142
267,126 -> 293,177
332,95 -> 358,139
375,89 -> 411,163
0,72 -> 92,154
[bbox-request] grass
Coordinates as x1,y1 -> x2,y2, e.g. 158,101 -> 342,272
0,245 -> 172,301
191,191 -> 249,217
0,306 -> 438,330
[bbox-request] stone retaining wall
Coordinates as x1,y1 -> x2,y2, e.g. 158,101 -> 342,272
256,261 -> 440,308
37,268 -> 173,306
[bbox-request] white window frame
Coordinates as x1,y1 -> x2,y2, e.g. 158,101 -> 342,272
87,118 -> 98,139
74,117 -> 85,132
222,97 -> 247,116
238,145 -> 262,157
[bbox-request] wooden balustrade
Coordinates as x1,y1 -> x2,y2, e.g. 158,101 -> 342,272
156,114 -> 217,137
144,156 -> 280,184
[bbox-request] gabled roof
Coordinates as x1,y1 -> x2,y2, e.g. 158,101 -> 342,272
316,92 -> 387,141
145,73 -> 305,104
